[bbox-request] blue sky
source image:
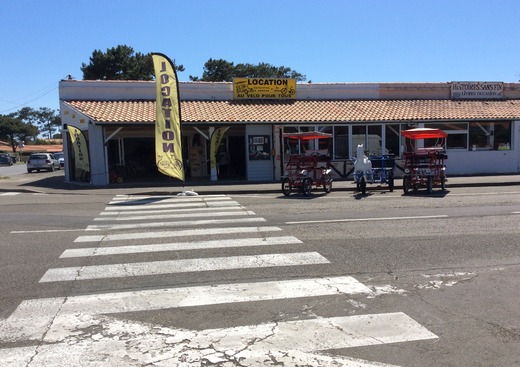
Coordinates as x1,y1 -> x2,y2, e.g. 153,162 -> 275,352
1,0 -> 519,115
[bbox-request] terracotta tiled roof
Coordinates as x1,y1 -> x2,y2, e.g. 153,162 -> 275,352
1,140 -> 62,153
64,99 -> 520,124
21,145 -> 63,153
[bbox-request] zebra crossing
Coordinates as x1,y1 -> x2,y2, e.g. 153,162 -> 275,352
0,194 -> 438,366
0,192 -> 46,196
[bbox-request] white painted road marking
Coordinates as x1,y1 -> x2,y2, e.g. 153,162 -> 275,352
93,208 -> 248,220
0,192 -> 48,196
287,214 -> 449,225
1,276 -> 371,341
75,225 -> 282,242
188,312 -> 438,354
103,200 -> 239,211
98,204 -> 243,216
108,194 -> 229,205
39,252 -> 330,282
1,194 -> 440,366
0,312 -> 435,366
85,216 -> 265,231
60,235 -> 303,258
11,228 -> 89,234
0,277 -> 435,367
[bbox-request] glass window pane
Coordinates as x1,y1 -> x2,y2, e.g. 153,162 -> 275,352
367,125 -> 382,156
426,123 -> 467,131
317,126 -> 332,151
333,126 -> 348,159
425,122 -> 467,150
352,125 -> 366,158
469,122 -> 493,150
299,126 -> 316,151
494,121 -> 512,150
446,134 -> 467,149
385,124 -> 400,156
283,126 -> 299,156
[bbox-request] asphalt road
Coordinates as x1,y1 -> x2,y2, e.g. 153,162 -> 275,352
0,168 -> 519,366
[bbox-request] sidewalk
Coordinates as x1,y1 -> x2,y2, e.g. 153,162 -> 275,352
1,172 -> 520,196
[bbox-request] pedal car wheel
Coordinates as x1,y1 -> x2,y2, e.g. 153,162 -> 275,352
427,176 -> 433,194
282,178 -> 292,196
403,176 -> 411,194
323,174 -> 332,193
302,178 -> 312,196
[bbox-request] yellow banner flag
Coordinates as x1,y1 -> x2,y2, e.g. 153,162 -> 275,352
210,127 -> 229,170
152,53 -> 184,181
67,125 -> 90,173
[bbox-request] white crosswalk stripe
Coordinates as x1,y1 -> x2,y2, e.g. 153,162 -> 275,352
103,199 -> 238,211
60,235 -> 303,257
93,207 -> 248,220
75,225 -> 282,242
0,192 -> 47,196
1,194 -> 438,366
85,215 -> 265,231
40,252 -> 329,282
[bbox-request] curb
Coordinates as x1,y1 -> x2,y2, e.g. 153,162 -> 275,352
1,178 -> 519,196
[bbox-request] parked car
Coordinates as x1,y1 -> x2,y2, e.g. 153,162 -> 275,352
54,152 -> 65,167
27,153 -> 60,173
0,154 -> 14,166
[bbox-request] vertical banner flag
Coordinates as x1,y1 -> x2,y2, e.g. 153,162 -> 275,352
152,53 -> 184,181
67,125 -> 90,173
210,127 -> 229,171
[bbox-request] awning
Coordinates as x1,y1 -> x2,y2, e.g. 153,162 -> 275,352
282,132 -> 333,140
401,128 -> 447,139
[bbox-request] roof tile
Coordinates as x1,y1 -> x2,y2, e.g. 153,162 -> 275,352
65,99 -> 520,124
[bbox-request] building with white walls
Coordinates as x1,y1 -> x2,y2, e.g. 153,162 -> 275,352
59,80 -> 520,185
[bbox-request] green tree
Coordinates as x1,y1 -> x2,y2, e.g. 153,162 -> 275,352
0,114 -> 39,152
81,45 -> 184,81
190,59 -> 306,82
35,107 -> 61,139
11,107 -> 60,140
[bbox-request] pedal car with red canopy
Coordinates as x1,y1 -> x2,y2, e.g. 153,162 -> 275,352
281,131 -> 333,196
401,128 -> 448,194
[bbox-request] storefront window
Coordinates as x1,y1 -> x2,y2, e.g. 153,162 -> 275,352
317,126 -> 332,154
333,126 -> 348,159
283,126 -> 299,155
368,125 -> 383,156
298,126 -> 316,152
385,124 -> 400,156
283,126 -> 334,156
425,123 -> 468,150
352,125 -> 366,158
352,125 -> 382,157
469,121 -> 511,150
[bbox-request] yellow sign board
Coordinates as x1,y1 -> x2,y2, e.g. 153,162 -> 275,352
233,78 -> 296,99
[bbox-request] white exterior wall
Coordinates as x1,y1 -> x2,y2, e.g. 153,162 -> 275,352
447,150 -> 517,175
246,125 -> 274,181
59,80 -> 520,102
59,81 -> 520,184
87,124 -> 108,185
517,120 -> 520,173
442,120 -> 519,175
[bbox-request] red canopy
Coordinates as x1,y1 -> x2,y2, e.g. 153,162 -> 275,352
401,128 -> 447,140
283,131 -> 333,140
